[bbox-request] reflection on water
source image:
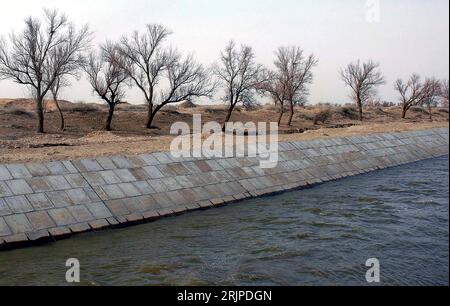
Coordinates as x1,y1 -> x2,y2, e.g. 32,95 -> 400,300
0,156 -> 448,286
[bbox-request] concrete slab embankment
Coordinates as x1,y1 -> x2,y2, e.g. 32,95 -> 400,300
0,128 -> 448,249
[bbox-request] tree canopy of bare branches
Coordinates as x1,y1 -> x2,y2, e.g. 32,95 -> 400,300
264,46 -> 318,126
340,60 -> 385,121
84,43 -> 129,131
0,9 -> 90,133
214,41 -> 269,129
117,24 -> 214,128
150,52 -> 214,127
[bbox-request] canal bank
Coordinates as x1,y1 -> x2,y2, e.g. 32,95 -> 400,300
0,128 -> 448,249
1,156 -> 448,285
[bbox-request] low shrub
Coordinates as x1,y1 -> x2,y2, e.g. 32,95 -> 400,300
4,106 -> 35,118
313,108 -> 333,125
178,101 -> 197,109
117,103 -> 147,112
411,106 -> 428,114
243,104 -> 262,111
265,105 -> 279,112
336,106 -> 359,119
203,106 -> 228,115
296,111 -> 314,121
65,103 -> 101,113
162,105 -> 180,115
372,107 -> 387,116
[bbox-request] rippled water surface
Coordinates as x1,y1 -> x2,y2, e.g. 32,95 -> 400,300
0,156 -> 448,286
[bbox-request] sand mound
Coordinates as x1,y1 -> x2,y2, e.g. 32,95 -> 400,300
0,99 -> 14,107
178,101 -> 197,109
0,98 -> 74,112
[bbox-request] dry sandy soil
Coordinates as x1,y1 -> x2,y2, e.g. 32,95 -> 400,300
0,98 -> 448,164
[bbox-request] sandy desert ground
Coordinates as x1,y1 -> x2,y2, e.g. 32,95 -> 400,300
0,98 -> 448,164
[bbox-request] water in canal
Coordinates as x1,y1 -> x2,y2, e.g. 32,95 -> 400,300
0,156 -> 448,286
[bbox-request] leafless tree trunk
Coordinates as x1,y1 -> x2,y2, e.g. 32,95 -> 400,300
147,104 -> 154,129
356,95 -> 363,121
36,94 -> 45,133
278,102 -> 285,126
340,60 -> 385,121
441,79 -> 449,108
427,103 -> 433,121
84,43 -> 129,131
401,105 -> 407,119
224,104 -> 235,126
288,102 -> 295,126
53,94 -> 64,131
50,76 -> 70,130
214,41 -> 269,130
0,9 -> 90,133
287,94 -> 308,126
106,104 -> 116,131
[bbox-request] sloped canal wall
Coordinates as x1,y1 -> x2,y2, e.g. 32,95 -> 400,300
0,128 -> 448,249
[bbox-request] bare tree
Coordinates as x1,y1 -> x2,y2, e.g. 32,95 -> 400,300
214,41 -> 269,129
395,75 -> 445,120
421,78 -> 442,121
394,74 -> 424,119
0,9 -> 90,133
117,24 -> 170,128
50,75 -> 70,130
264,70 -> 288,126
118,25 -> 214,128
340,60 -> 385,121
441,79 -> 449,108
84,43 -> 129,131
265,46 -> 317,126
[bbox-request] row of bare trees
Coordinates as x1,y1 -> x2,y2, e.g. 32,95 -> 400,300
0,10 -> 448,133
340,60 -> 449,121
0,10 -> 319,132
213,42 -> 319,130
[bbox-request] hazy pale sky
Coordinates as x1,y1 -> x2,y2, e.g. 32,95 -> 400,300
0,0 -> 448,105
